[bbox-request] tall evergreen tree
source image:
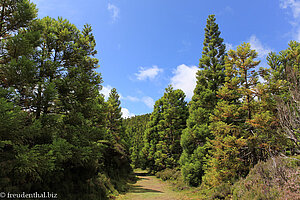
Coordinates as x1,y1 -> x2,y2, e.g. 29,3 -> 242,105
143,85 -> 188,173
201,43 -> 293,199
203,43 -> 260,188
0,0 -> 37,38
263,41 -> 300,151
106,88 -> 124,143
0,0 -> 37,70
0,13 -> 134,199
123,114 -> 150,168
180,14 -> 226,186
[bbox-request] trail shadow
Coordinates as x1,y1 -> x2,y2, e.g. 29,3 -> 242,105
129,185 -> 163,194
135,172 -> 150,176
137,177 -> 149,180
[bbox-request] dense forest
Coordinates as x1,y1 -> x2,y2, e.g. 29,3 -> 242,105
0,1 -> 299,200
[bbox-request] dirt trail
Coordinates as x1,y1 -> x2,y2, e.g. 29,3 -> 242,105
116,170 -> 187,200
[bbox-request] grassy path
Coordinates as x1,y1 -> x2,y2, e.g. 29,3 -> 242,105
116,170 -> 188,200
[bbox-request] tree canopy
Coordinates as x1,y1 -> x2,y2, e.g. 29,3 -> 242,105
180,14 -> 226,186
0,3 -> 299,199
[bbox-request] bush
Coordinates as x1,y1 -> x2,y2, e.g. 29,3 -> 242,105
155,168 -> 181,181
155,168 -> 192,191
232,156 -> 300,200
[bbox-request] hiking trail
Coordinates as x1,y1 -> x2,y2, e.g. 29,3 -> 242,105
116,170 -> 188,200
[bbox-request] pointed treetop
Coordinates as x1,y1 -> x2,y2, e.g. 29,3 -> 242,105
200,14 -> 226,70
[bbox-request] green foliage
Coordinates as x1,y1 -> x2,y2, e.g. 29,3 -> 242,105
1,2 -> 299,199
123,114 -> 150,168
143,85 -> 188,173
180,14 -> 226,186
204,43 -> 261,187
0,4 -> 134,199
156,168 -> 181,181
263,41 -> 300,152
202,42 -> 291,193
106,88 -> 124,143
0,0 -> 37,38
200,183 -> 232,200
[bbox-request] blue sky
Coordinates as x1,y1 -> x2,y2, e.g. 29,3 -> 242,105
31,0 -> 300,117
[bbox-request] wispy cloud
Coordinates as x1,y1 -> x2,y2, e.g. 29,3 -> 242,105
100,86 -> 133,118
135,65 -> 163,81
100,85 -> 123,100
121,108 -> 135,118
225,42 -> 235,51
248,35 -> 273,59
217,6 -> 234,16
100,85 -> 113,100
178,40 -> 191,53
296,28 -> 300,41
224,6 -> 233,13
225,35 -> 272,60
170,64 -> 198,100
124,95 -> 155,109
107,3 -> 119,22
142,96 -> 155,109
125,96 -> 140,102
280,0 -> 300,41
280,0 -> 300,18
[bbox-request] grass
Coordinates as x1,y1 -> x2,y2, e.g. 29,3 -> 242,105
115,169 -> 205,200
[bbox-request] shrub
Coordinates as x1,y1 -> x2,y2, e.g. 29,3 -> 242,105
155,168 -> 181,181
232,156 -> 300,200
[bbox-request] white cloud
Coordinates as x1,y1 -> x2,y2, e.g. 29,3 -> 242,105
178,40 -> 191,53
100,85 -> 113,100
100,85 -> 124,100
280,0 -> 300,18
226,35 -> 272,60
121,108 -> 135,118
225,42 -> 234,51
135,65 -> 163,81
280,0 -> 300,41
100,87 -> 134,118
170,64 -> 198,100
258,75 -> 266,84
125,96 -> 140,102
142,96 -> 155,108
123,95 -> 155,108
296,27 -> 300,41
224,6 -> 233,13
107,3 -> 119,22
248,35 -> 273,58
217,5 -> 234,16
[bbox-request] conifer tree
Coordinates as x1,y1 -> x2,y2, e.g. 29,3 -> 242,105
180,14 -> 226,186
0,13 -> 134,198
123,114 -> 150,168
203,43 -> 260,188
262,41 -> 300,152
0,0 -> 37,69
142,98 -> 163,171
106,88 -> 124,143
0,0 -> 37,39
143,85 -> 188,172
